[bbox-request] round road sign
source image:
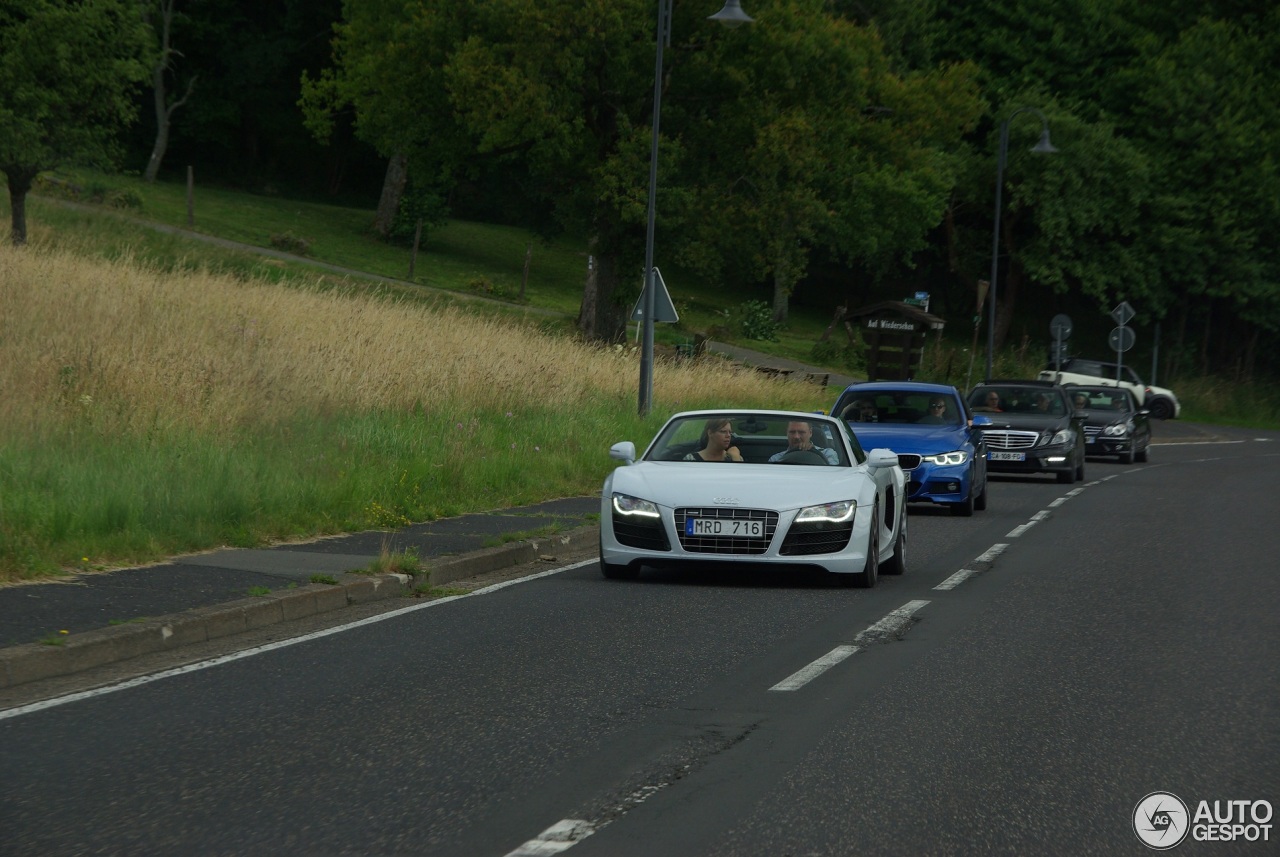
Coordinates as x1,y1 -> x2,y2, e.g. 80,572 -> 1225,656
1050,313 -> 1073,340
1108,326 -> 1136,352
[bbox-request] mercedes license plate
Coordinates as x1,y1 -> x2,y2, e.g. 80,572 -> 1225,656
988,451 -> 1026,462
686,517 -> 764,538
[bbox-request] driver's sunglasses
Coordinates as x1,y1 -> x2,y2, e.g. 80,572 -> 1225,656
929,402 -> 945,409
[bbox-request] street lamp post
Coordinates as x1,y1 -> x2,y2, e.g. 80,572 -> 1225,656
638,0 -> 753,416
985,107 -> 1057,382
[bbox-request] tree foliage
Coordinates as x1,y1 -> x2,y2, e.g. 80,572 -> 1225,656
0,0 -> 151,244
306,0 -> 981,339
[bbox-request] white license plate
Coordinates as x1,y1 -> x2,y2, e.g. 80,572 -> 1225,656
686,517 -> 765,538
988,451 -> 1026,462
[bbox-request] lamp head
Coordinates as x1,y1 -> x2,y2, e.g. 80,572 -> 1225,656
708,0 -> 754,28
1032,128 -> 1058,154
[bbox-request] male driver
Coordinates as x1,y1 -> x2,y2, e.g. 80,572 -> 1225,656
768,420 -> 840,464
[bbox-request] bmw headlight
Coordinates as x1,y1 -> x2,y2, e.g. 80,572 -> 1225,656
922,450 -> 968,466
612,493 -> 659,518
795,500 -> 856,523
1103,423 -> 1131,437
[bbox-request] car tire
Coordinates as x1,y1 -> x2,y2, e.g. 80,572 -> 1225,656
1120,445 -> 1135,464
1075,446 -> 1086,481
881,512 -> 907,576
840,504 -> 879,589
1135,443 -> 1150,463
950,482 -> 975,517
1148,398 -> 1174,420
973,472 -> 988,512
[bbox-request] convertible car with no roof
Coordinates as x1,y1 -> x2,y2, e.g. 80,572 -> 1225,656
599,410 -> 907,587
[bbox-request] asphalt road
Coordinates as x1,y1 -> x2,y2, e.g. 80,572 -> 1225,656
1,425 -> 1276,856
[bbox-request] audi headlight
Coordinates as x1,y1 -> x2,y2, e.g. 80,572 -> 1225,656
795,500 -> 856,523
1103,423 -> 1131,437
922,450 -> 968,466
612,493 -> 659,518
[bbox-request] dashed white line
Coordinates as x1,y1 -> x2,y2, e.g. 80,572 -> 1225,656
976,544 -> 1009,562
768,645 -> 860,692
1031,510 -> 1051,521
934,569 -> 977,591
769,600 -> 930,693
860,599 -> 931,637
505,819 -> 597,856
1006,521 -> 1037,537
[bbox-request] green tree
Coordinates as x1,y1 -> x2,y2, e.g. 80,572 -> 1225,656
306,0 -> 981,339
0,0 -> 151,245
665,6 -> 980,323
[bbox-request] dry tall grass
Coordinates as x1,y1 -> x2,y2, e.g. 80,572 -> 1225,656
1,245 -> 827,580
1,245 -> 817,439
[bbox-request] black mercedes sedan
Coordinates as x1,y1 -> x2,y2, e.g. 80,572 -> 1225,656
1064,384 -> 1152,464
967,380 -> 1087,483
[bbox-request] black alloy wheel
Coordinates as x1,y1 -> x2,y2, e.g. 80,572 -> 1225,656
881,511 -> 907,576
1148,398 -> 1174,420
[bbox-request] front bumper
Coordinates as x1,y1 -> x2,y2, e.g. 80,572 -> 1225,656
985,444 -> 1075,475
600,499 -> 872,576
1085,436 -> 1134,456
903,463 -> 970,506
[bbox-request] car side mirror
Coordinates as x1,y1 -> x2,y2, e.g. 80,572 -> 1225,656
609,441 -> 636,464
866,448 -> 899,469
971,414 -> 993,427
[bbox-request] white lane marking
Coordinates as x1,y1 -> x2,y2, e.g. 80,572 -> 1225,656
976,544 -> 1009,562
934,569 -> 976,591
505,819 -> 597,856
769,600 -> 930,693
1007,522 -> 1037,537
1031,510 -> 1051,521
0,559 -> 598,721
936,545 -> 1010,591
860,600 -> 930,637
1065,488 -> 1086,497
768,646 -> 860,692
1049,497 -> 1068,507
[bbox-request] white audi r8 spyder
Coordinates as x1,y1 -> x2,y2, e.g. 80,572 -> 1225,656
599,410 -> 908,587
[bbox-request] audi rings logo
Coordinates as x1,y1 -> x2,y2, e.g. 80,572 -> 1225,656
1134,792 -> 1190,850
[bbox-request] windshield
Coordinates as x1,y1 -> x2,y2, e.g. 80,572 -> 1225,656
970,386 -> 1066,416
644,414 -> 850,466
1069,388 -> 1135,414
836,390 -> 963,426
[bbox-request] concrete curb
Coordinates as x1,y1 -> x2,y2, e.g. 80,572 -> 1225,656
428,524 -> 599,586
0,574 -> 408,690
0,524 -> 600,690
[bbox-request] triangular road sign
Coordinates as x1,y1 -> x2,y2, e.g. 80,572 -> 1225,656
630,267 -> 679,323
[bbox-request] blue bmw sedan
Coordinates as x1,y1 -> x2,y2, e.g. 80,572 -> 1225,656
831,381 -> 990,516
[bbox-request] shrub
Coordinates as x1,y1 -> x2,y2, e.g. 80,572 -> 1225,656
106,189 -> 143,210
269,231 -> 311,256
739,300 -> 780,342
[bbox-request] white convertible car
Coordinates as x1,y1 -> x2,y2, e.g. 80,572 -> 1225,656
600,410 -> 908,587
